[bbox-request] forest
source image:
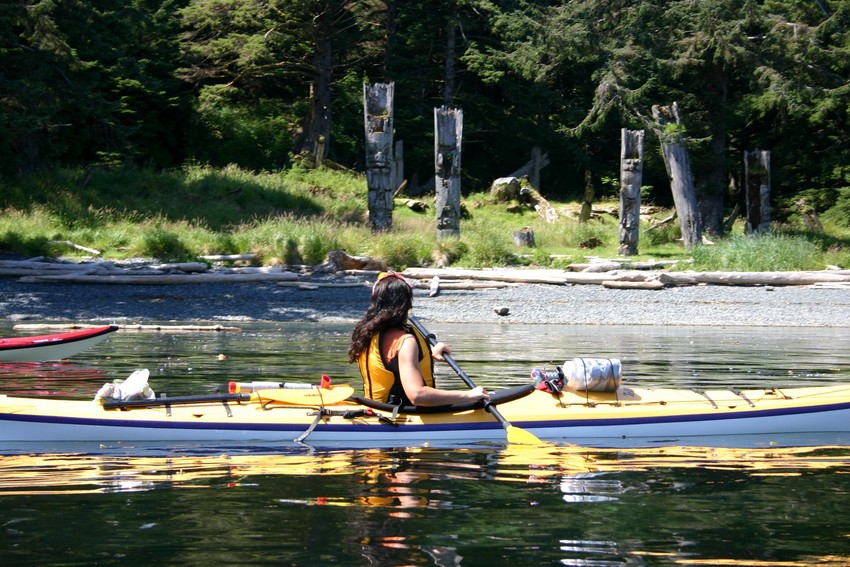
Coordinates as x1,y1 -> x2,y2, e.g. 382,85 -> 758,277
2,0 -> 849,233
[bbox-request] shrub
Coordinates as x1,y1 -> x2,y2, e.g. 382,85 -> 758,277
139,227 -> 193,261
690,233 -> 821,271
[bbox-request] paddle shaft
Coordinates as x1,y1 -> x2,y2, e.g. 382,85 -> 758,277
407,314 -> 512,431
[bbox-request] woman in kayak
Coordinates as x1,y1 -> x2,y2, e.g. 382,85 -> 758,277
349,271 -> 489,406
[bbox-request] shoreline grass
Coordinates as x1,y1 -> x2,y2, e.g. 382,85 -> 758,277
1,165 -> 848,271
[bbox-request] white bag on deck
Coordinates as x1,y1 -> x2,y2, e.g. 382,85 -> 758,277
94,369 -> 155,402
563,358 -> 622,392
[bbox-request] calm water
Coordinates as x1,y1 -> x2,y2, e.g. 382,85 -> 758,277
2,321 -> 850,566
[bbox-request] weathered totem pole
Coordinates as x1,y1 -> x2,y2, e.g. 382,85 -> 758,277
434,106 -> 463,240
618,129 -> 645,255
363,82 -> 395,231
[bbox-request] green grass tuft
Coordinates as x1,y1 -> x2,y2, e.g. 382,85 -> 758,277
690,233 -> 822,271
1,166 -> 849,272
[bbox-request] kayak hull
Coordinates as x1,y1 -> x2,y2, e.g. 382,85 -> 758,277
1,384 -> 849,446
0,325 -> 119,362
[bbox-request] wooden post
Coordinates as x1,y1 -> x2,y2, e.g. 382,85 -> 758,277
530,146 -> 543,190
314,135 -> 325,168
512,227 -> 535,247
579,170 -> 594,223
363,83 -> 395,231
618,129 -> 645,256
391,140 -> 404,194
434,106 -> 463,240
652,103 -> 702,248
744,150 -> 771,234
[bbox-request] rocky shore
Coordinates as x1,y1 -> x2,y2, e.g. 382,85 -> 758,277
1,273 -> 849,327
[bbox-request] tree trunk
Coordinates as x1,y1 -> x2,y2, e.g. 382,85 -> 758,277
744,150 -> 771,234
434,106 -> 463,240
618,129 -> 644,256
296,12 -> 333,161
699,66 -> 729,238
444,19 -> 457,104
652,103 -> 702,248
384,0 -> 397,71
363,82 -> 396,231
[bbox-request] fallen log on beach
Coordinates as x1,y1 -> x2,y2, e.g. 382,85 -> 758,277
658,270 -> 850,287
17,270 -> 299,284
402,267 -> 570,285
602,279 -> 665,290
402,267 -> 850,288
2,258 -> 849,289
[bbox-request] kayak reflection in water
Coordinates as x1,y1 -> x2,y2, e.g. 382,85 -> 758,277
348,271 -> 488,406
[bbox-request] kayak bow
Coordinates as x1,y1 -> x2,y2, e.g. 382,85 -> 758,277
0,325 -> 119,362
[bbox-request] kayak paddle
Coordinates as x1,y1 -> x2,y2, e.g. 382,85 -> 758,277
408,314 -> 544,445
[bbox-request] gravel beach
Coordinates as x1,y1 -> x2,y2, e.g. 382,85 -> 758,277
1,275 -> 848,327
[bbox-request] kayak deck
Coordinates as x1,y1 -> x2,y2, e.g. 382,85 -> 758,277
1,383 -> 849,445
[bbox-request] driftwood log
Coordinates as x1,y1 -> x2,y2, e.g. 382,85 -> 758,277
658,271 -> 850,287
567,260 -> 682,272
276,281 -> 367,289
314,250 -> 389,273
1,257 -> 848,289
17,271 -> 300,284
602,280 -> 665,290
200,254 -> 257,262
48,240 -> 101,256
403,267 -> 850,288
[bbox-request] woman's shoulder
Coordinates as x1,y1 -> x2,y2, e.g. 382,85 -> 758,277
380,326 -> 417,360
382,326 -> 413,342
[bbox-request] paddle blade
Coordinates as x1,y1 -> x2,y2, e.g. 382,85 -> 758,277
505,425 -> 547,445
253,385 -> 354,406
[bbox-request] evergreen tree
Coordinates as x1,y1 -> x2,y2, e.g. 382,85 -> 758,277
177,0 -> 383,169
1,0 -> 187,174
468,0 -> 850,222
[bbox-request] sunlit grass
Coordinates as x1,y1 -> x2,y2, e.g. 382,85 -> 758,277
690,233 -> 823,272
1,165 -> 848,271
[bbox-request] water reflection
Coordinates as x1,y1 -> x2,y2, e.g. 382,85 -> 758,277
2,443 -> 849,495
1,442 -> 849,565
1,322 -> 849,399
1,322 -> 850,565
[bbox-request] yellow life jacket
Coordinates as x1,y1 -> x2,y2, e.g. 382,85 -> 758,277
358,325 -> 435,404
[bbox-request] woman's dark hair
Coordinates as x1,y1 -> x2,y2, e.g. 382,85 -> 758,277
348,276 -> 413,362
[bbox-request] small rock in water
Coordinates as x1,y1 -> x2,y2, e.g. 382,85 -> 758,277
494,306 -> 510,316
